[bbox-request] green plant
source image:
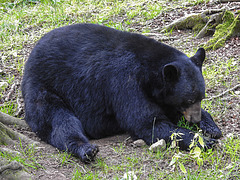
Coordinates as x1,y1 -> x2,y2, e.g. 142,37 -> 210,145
58,150 -> 72,167
177,116 -> 199,132
0,101 -> 17,116
72,168 -> 100,180
0,138 -> 44,170
169,132 -> 205,174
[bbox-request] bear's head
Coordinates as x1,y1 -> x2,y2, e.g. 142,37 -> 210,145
161,48 -> 206,123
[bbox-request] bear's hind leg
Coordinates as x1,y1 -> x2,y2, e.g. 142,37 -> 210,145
23,88 -> 98,162
50,110 -> 99,162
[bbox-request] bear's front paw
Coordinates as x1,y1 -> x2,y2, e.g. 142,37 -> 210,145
202,136 -> 217,150
199,120 -> 222,139
77,143 -> 99,163
200,109 -> 222,139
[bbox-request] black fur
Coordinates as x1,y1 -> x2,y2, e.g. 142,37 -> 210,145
22,24 -> 222,162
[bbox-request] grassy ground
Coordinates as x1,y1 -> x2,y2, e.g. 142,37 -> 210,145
0,0 -> 240,179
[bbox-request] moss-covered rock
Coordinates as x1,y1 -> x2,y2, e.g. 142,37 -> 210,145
204,11 -> 240,50
162,13 -> 207,33
178,14 -> 206,30
162,9 -> 240,51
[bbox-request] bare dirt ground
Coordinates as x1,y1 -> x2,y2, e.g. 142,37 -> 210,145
1,1 -> 240,179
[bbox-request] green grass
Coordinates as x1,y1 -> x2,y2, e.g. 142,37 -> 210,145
177,116 -> 199,132
0,138 -> 44,170
1,0 -> 239,179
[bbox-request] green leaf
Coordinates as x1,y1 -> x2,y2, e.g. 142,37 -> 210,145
197,158 -> 203,166
194,133 -> 199,139
179,162 -> 187,174
170,141 -> 176,148
169,157 -> 176,166
189,139 -> 194,149
192,147 -> 201,158
198,136 -> 205,148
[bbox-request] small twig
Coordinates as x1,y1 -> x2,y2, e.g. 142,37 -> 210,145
201,8 -> 226,16
143,33 -> 178,41
5,83 -> 16,102
206,84 -> 240,101
218,0 -> 240,2
15,97 -> 23,117
124,136 -> 131,142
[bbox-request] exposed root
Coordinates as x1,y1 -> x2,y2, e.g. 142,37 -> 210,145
0,121 -> 38,146
161,9 -> 240,50
0,112 -> 38,146
0,111 -> 28,128
0,158 -> 32,180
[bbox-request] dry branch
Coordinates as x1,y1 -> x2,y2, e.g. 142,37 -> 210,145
218,0 -> 240,2
206,84 -> 240,101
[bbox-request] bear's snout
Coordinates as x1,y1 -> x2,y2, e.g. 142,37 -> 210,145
182,102 -> 201,123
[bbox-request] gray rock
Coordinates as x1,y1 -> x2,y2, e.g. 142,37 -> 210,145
149,139 -> 166,152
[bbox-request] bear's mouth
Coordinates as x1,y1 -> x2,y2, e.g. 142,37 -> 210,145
182,102 -> 201,123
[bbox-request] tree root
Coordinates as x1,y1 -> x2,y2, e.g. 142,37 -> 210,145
0,158 -> 32,180
161,8 -> 226,34
0,112 -> 38,178
0,112 -> 38,146
0,111 -> 28,128
0,121 -> 39,146
161,9 -> 240,50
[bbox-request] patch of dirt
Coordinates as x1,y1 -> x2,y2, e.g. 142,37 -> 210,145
1,1 -> 240,179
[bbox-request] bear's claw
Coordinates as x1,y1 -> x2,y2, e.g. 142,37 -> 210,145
78,143 -> 99,163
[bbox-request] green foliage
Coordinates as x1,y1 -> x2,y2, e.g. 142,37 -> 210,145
0,101 -> 18,116
168,132 -> 240,178
169,132 -> 205,174
170,132 -> 184,149
0,138 -> 44,169
72,168 -> 100,180
177,116 -> 199,132
57,150 -> 72,167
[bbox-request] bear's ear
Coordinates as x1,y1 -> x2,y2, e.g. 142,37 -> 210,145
190,48 -> 205,67
163,64 -> 179,82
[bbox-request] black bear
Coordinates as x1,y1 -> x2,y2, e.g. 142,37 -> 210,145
22,23 -> 222,162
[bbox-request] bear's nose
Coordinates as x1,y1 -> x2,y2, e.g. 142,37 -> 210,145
182,102 -> 201,123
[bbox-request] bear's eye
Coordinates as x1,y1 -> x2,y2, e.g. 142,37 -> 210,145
187,99 -> 195,104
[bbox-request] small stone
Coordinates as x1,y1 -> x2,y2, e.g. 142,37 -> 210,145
149,139 -> 166,152
0,81 -> 8,88
122,171 -> 137,180
235,91 -> 240,95
132,139 -> 146,147
226,133 -> 233,138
